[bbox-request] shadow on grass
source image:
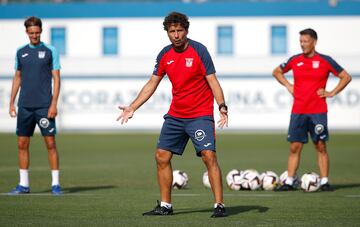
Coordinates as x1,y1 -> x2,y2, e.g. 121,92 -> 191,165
41,185 -> 117,193
332,183 -> 360,190
174,205 -> 269,216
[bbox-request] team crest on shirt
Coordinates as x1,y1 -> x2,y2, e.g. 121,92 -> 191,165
39,118 -> 50,128
195,129 -> 206,141
312,61 -> 320,69
38,51 -> 46,59
185,58 -> 193,67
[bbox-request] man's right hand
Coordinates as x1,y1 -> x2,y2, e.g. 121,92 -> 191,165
286,84 -> 294,96
9,104 -> 17,118
116,105 -> 135,125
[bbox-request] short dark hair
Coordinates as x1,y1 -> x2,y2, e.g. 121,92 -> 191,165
24,16 -> 42,29
299,28 -> 317,40
163,12 -> 190,31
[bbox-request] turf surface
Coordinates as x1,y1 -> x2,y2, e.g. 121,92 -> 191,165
0,133 -> 359,226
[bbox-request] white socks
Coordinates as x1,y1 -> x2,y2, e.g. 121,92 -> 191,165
320,177 -> 329,185
160,202 -> 225,209
51,170 -> 60,186
18,169 -> 60,187
214,203 -> 225,208
160,201 -> 172,208
285,176 -> 294,185
19,169 -> 29,187
285,176 -> 328,185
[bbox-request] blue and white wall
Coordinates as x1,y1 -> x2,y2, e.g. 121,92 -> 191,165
0,2 -> 359,131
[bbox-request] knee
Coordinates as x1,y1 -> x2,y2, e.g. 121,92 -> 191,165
290,143 -> 302,154
315,143 -> 327,154
155,150 -> 171,166
46,141 -> 57,151
201,151 -> 217,165
17,140 -> 29,150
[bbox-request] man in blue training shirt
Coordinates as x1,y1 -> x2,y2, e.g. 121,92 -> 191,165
8,16 -> 62,195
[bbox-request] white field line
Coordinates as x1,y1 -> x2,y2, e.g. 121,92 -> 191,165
1,193 -> 357,197
174,193 -> 360,197
172,193 -> 288,197
0,193 -> 97,196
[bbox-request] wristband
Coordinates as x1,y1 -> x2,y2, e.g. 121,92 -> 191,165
218,103 -> 228,111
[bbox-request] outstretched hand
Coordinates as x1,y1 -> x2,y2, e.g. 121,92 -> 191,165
217,108 -> 228,129
117,105 -> 135,124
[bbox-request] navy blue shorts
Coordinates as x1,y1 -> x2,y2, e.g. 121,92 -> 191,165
17,107 -> 57,137
287,113 -> 328,144
157,114 -> 216,157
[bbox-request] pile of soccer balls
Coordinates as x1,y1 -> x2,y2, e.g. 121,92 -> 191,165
221,169 -> 321,192
172,169 -> 321,192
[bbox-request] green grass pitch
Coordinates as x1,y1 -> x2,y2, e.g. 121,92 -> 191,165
0,132 -> 359,226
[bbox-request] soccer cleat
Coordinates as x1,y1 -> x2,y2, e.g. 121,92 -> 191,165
142,200 -> 173,216
211,203 -> 228,218
8,185 -> 30,195
319,183 -> 334,192
52,185 -> 63,195
276,184 -> 296,191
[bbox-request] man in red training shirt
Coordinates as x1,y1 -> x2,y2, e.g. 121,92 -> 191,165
273,28 -> 352,191
117,12 -> 228,217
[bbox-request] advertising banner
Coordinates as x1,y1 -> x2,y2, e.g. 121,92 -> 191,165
0,76 -> 359,132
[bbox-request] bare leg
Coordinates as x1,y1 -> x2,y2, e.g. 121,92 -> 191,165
314,140 -> 329,178
201,150 -> 224,204
155,149 -> 173,203
18,136 -> 30,169
287,142 -> 303,177
44,136 -> 59,170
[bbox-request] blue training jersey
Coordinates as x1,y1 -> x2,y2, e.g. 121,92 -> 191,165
15,42 -> 60,108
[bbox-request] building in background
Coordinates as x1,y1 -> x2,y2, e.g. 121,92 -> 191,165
0,1 -> 359,131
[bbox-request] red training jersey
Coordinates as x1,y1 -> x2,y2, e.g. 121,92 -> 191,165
153,39 -> 216,118
280,52 -> 343,114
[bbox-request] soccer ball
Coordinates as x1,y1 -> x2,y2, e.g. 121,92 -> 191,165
279,170 -> 300,188
202,171 -> 211,188
240,169 -> 261,191
301,172 -> 320,192
226,169 -> 243,191
172,170 -> 189,189
261,171 -> 279,191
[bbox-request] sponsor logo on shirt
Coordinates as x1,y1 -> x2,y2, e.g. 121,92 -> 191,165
38,51 -> 46,59
312,61 -> 320,69
185,58 -> 193,67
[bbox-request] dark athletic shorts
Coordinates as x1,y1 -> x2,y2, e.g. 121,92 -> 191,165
17,107 -> 57,137
157,114 -> 216,157
287,113 -> 328,143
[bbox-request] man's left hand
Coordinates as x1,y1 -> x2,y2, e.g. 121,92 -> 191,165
217,108 -> 228,129
317,88 -> 332,98
48,104 -> 58,118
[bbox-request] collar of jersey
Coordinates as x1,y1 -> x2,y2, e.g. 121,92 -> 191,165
302,51 -> 318,59
29,42 -> 44,49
